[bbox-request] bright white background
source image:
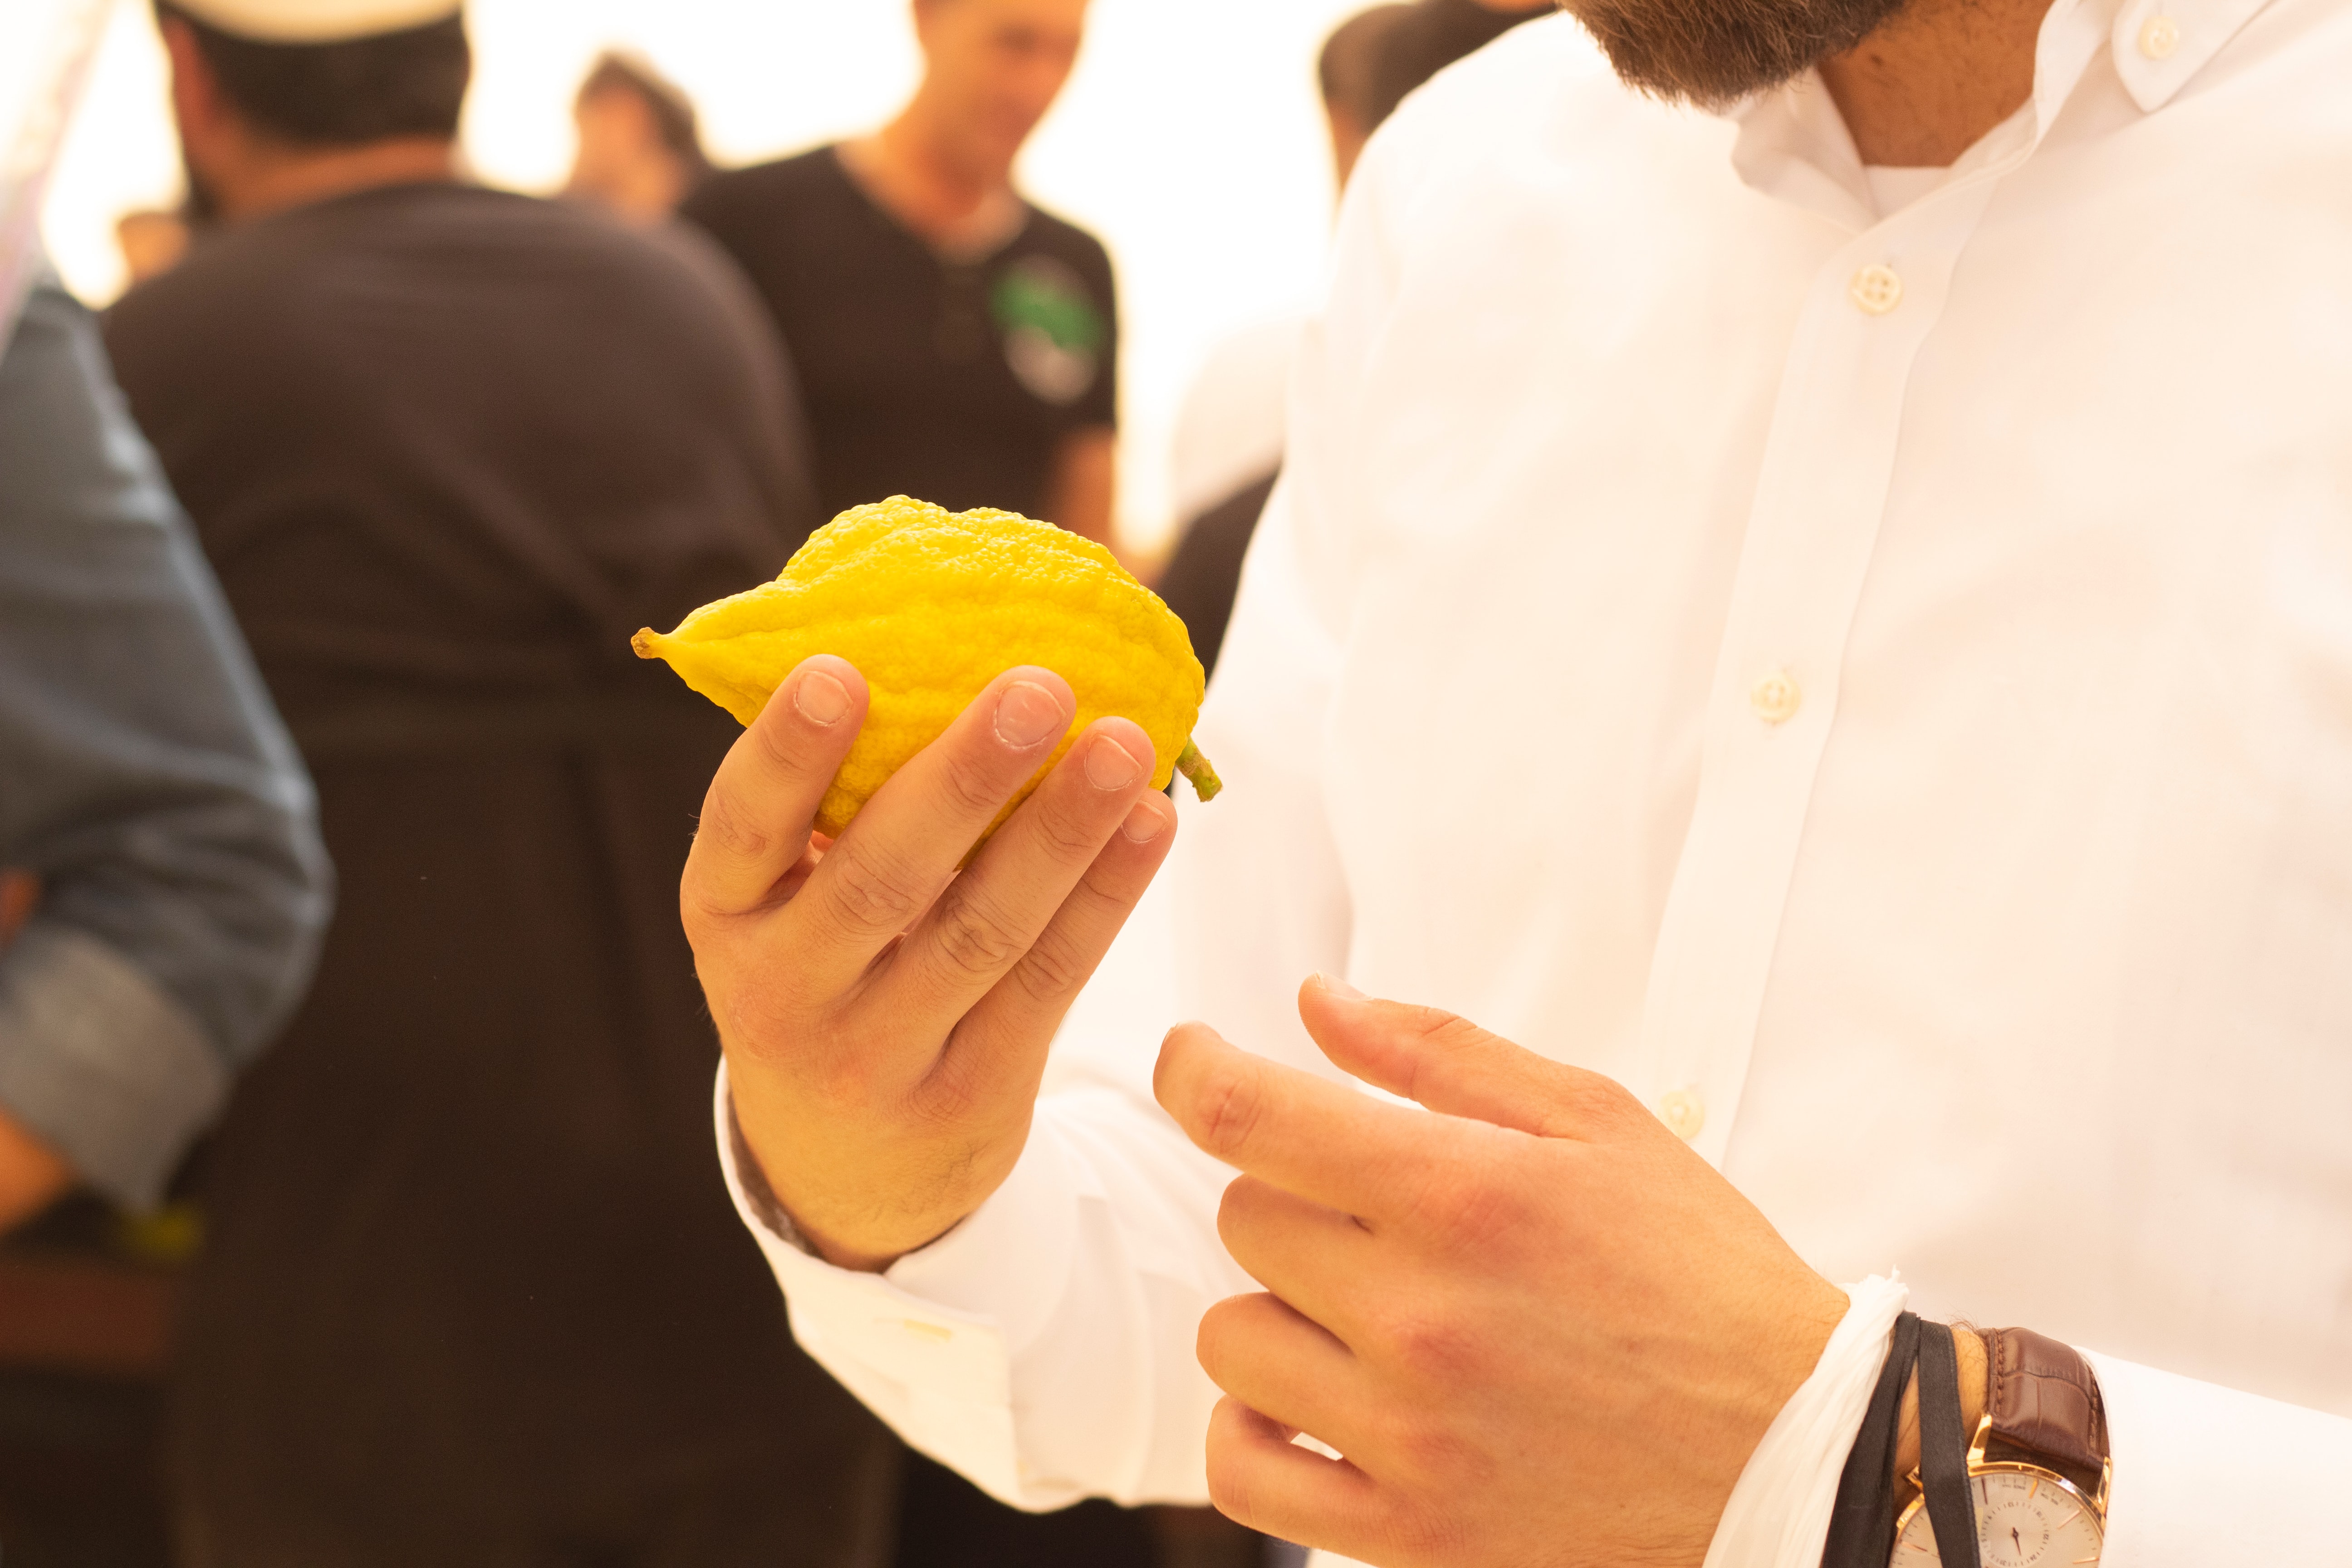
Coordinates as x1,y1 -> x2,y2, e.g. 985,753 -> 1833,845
40,0 -> 1373,549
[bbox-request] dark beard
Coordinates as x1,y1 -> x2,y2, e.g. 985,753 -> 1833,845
1561,0 -> 1913,106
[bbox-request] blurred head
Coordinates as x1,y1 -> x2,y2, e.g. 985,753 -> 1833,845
154,1 -> 468,212
907,0 -> 1089,184
1318,5 -> 1410,188
567,52 -> 707,225
1360,0 -> 1552,136
1562,0 -> 1909,103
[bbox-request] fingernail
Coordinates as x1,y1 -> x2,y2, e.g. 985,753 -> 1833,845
1086,734 -> 1144,790
794,670 -> 850,726
1313,971 -> 1366,1000
1121,799 -> 1166,843
995,681 -> 1065,749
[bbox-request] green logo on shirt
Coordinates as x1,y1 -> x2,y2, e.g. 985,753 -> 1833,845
992,255 -> 1102,406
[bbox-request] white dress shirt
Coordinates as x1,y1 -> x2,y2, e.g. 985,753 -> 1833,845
723,2 -> 2352,1559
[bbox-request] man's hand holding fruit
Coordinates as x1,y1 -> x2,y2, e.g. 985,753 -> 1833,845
646,497 -> 1214,1270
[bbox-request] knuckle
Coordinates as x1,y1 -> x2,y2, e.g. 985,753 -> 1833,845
1399,1147 -> 1524,1245
1391,1427 -> 1477,1504
1202,1434 -> 1261,1532
936,746 -> 1015,822
1409,1007 -> 1485,1049
803,1054 -> 891,1120
1381,1500 -> 1472,1568
1057,862 -> 1130,929
928,883 -> 1029,981
821,839 -> 929,935
1025,790 -> 1107,862
1193,1063 -> 1265,1163
695,795 -> 774,870
1568,1071 -> 1644,1129
907,1049 -> 986,1132
1529,1064 -> 1648,1143
708,982 -> 811,1069
1391,1008 -> 1486,1099
1009,924 -> 1088,1006
1375,1297 -> 1481,1383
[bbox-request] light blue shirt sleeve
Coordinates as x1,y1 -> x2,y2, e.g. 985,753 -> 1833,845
0,276 -> 333,1207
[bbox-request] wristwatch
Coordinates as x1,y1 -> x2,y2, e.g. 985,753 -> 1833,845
1891,1327 -> 2111,1567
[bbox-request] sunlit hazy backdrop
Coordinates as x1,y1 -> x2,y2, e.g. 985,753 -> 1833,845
43,0 -> 1376,552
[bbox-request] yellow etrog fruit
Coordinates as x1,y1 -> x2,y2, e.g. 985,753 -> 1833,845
632,495 -> 1222,842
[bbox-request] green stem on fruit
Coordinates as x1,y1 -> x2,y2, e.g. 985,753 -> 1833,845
1176,740 -> 1223,802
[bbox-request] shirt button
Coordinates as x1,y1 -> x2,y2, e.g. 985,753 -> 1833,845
1659,1088 -> 1706,1142
1748,669 -> 1802,725
2139,14 -> 2180,56
1849,263 -> 1904,315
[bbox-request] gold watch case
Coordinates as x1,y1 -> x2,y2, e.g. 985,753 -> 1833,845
1887,1414 -> 2111,1567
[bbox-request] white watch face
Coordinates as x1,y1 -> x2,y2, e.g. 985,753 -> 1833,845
1892,1469 -> 2104,1568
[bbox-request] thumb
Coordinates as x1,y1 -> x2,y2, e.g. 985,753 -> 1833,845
1294,974 -> 1646,1143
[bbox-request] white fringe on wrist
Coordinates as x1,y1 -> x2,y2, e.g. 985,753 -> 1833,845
1703,1274 -> 1912,1568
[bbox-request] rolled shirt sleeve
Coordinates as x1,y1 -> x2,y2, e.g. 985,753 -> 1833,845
0,278 -> 332,1207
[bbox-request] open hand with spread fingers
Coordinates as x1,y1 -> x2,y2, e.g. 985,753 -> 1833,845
1153,976 -> 1850,1568
686,653 -> 1177,1271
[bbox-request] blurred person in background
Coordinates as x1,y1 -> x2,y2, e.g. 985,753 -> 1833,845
0,247 -> 333,1227
1319,2 -> 1411,183
1360,0 -> 1557,131
681,0 -> 1120,553
688,7 -> 1200,1560
1156,0 -> 1545,681
564,50 -> 712,228
0,254 -> 329,1564
115,208 -> 196,281
103,2 -> 894,1563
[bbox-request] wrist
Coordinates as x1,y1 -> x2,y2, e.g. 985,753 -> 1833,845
720,1046 -> 1002,1273
1893,1324 -> 1986,1490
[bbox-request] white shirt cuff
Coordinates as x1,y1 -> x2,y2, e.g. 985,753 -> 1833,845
712,1059 -> 1089,1508
2088,1349 -> 2352,1563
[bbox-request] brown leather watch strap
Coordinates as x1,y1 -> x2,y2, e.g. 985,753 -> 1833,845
1982,1326 -> 2108,1496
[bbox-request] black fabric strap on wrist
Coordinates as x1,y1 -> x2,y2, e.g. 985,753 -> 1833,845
1917,1322 -> 1983,1568
1819,1310 -> 1921,1568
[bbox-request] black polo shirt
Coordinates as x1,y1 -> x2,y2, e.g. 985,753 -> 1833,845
682,145 -> 1118,523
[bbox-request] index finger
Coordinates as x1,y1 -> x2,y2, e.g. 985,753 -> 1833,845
682,655 -> 868,919
1153,1023 -> 1505,1234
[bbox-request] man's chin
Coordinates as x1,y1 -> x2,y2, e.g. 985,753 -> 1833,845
1560,0 -> 1911,107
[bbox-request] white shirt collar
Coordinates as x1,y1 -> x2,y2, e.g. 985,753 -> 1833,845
2110,0 -> 2279,108
1722,0 -> 2275,226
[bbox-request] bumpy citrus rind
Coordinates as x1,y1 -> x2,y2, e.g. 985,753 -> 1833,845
634,496 -> 1210,840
